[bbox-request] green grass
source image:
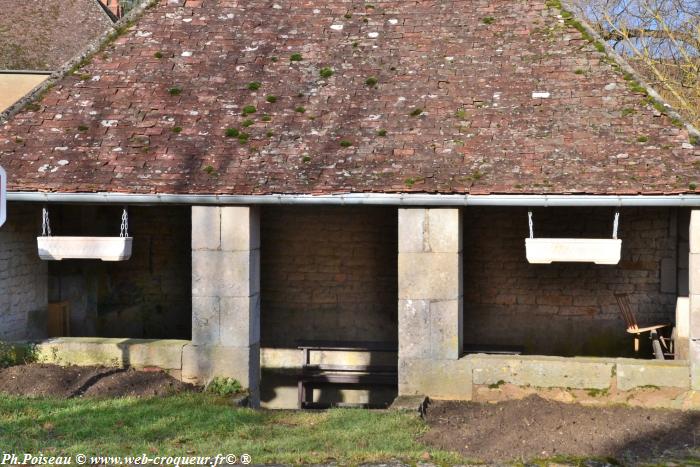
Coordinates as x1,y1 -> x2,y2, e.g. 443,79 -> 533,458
0,394 -> 462,464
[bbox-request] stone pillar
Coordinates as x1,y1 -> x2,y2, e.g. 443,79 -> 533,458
397,208 -> 471,399
689,210 -> 700,389
183,206 -> 261,405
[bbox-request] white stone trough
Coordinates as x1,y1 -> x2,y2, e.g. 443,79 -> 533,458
525,238 -> 621,265
37,236 -> 133,261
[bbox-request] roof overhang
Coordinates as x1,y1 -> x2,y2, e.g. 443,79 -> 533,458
7,191 -> 700,207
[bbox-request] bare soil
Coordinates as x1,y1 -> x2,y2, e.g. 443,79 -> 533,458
0,364 -> 197,398
421,395 -> 700,463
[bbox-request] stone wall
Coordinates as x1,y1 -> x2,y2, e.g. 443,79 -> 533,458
48,205 -> 191,339
463,207 -> 681,357
0,203 -> 47,340
260,206 -> 397,347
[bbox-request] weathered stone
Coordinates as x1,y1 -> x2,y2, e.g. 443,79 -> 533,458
398,253 -> 462,300
219,295 -> 261,347
427,209 -> 462,253
182,343 -> 260,405
616,359 -> 690,391
389,395 -> 429,413
0,204 -> 48,341
128,339 -> 188,369
398,209 -> 425,253
690,211 -> 700,254
189,205 -> 261,403
470,355 -> 613,390
398,299 -> 431,359
691,340 -> 700,390
429,299 -> 463,360
191,206 -> 220,250
688,254 -> 700,310
191,296 -> 220,345
398,208 -> 463,396
192,250 -> 260,297
399,358 -> 472,400
35,337 -> 187,370
221,206 -> 260,251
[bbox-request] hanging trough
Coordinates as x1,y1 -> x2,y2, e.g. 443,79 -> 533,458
37,207 -> 133,261
525,211 -> 621,265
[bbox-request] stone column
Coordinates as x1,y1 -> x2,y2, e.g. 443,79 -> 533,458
183,206 -> 261,405
397,208 -> 471,399
689,210 -> 700,389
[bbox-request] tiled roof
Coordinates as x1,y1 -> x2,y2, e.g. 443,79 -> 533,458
0,0 -> 698,195
0,0 -> 113,71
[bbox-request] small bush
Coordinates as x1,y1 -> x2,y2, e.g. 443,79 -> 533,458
340,139 -> 352,147
168,86 -> 182,96
377,129 -> 387,136
205,377 -> 242,396
0,341 -> 37,368
290,53 -> 303,62
172,126 -> 182,133
320,67 -> 334,78
266,95 -> 277,103
242,105 -> 256,115
154,51 -> 163,59
365,76 -> 378,87
482,16 -> 495,24
225,128 -> 240,138
247,82 -> 261,91
410,108 -> 423,116
242,119 -> 254,127
295,106 -> 306,113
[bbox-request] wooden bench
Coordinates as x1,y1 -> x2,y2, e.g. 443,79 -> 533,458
297,340 -> 397,409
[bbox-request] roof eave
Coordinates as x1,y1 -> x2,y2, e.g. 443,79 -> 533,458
8,191 -> 700,207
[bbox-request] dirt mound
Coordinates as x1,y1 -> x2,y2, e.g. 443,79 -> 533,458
0,364 -> 198,398
422,395 -> 700,463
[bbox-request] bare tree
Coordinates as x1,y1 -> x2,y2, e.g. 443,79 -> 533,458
572,0 -> 700,127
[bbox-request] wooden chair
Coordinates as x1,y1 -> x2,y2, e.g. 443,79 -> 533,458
614,293 -> 673,359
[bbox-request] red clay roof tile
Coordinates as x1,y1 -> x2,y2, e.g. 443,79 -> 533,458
0,0 -> 698,195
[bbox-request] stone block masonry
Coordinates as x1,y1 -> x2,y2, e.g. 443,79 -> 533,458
260,206 -> 397,347
463,207 -> 680,356
47,205 -> 191,339
398,208 -> 468,399
184,206 -> 260,405
689,210 -> 700,389
0,204 -> 47,340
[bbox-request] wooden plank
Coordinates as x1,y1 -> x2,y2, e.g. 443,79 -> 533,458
302,364 -> 397,373
300,373 -> 397,385
462,344 -> 524,355
296,340 -> 398,352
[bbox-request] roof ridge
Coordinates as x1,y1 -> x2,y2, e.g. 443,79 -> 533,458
0,0 -> 156,126
558,0 -> 700,141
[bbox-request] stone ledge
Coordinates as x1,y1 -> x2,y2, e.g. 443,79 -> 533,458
616,360 -> 690,390
468,354 -> 614,390
34,337 -> 188,370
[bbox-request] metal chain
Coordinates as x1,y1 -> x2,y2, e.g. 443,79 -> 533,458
42,206 -> 51,237
612,210 -> 620,239
120,207 -> 129,237
528,211 -> 534,239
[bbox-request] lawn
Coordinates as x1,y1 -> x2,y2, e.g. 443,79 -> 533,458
0,393 -> 463,464
2,392 -> 698,466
